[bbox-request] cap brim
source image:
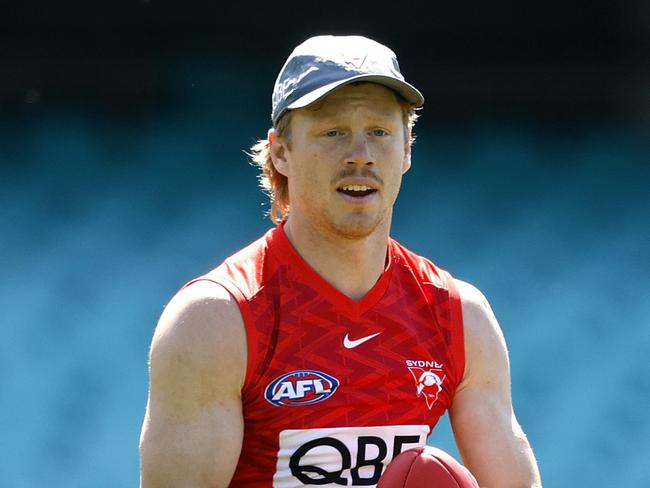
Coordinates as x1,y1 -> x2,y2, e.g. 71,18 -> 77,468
285,74 -> 424,112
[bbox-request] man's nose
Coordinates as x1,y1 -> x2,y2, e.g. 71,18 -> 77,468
344,133 -> 375,166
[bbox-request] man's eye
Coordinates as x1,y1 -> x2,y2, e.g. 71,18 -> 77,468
372,129 -> 387,136
325,130 -> 340,137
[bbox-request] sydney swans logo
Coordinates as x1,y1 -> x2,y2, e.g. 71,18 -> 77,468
406,359 -> 446,410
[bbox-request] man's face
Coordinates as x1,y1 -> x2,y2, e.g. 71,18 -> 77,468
271,83 -> 411,239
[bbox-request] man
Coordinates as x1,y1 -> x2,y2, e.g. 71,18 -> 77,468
139,35 -> 542,487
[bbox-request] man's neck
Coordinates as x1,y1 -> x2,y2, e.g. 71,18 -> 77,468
283,216 -> 391,302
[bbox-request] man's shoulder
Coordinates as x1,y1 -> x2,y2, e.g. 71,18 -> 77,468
208,228 -> 274,273
157,280 -> 245,349
389,238 -> 454,287
390,238 -> 444,267
185,227 -> 278,298
150,279 -> 247,387
453,279 -> 507,370
223,228 -> 276,266
454,279 -> 490,311
147,280 -> 247,428
454,279 -> 496,331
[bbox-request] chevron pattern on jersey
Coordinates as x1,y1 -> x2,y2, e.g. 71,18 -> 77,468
195,225 -> 464,487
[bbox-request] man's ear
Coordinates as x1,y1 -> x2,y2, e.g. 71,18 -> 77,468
402,128 -> 412,174
269,128 -> 290,177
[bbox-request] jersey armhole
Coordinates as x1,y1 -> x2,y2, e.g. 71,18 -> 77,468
441,270 -> 465,390
182,276 -> 259,395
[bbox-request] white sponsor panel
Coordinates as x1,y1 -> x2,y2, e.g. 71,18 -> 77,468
273,424 -> 429,487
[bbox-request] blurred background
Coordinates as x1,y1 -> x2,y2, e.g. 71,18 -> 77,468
1,1 -> 648,486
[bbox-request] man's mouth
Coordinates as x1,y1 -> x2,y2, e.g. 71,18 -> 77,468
337,184 -> 377,197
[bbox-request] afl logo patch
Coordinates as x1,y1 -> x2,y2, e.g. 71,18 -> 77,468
265,370 -> 339,406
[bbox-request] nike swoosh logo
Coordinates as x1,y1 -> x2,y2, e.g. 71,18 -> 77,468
343,332 -> 382,349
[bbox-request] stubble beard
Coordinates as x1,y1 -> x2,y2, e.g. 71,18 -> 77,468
321,207 -> 389,241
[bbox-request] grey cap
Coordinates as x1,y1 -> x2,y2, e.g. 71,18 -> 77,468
271,35 -> 424,125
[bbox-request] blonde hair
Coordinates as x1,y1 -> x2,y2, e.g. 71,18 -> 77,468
249,98 -> 420,224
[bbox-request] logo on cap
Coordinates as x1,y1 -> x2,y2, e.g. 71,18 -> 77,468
340,48 -> 368,70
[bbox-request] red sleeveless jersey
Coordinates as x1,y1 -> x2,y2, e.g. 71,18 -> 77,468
185,224 -> 464,487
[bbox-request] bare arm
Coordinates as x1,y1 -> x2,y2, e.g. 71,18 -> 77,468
450,280 -> 542,488
139,280 -> 247,488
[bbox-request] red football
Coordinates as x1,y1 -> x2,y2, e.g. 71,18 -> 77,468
378,446 -> 479,488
